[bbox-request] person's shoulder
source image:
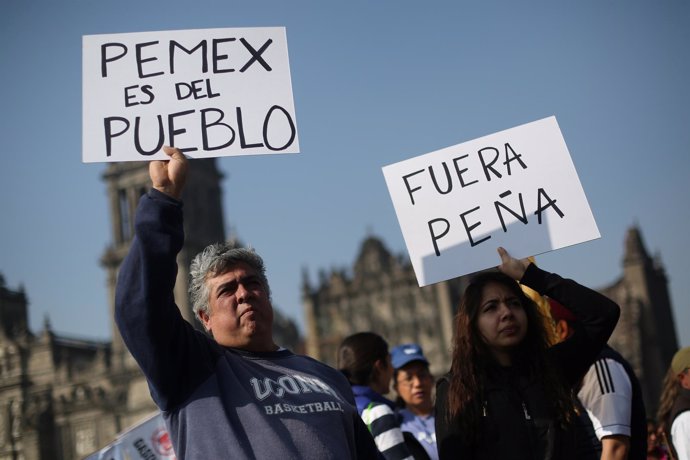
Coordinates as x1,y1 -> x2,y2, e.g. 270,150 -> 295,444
435,373 -> 451,405
283,352 -> 351,385
580,356 -> 631,398
286,352 -> 337,371
673,410 -> 690,427
398,408 -> 416,423
599,345 -> 628,365
436,372 -> 451,388
362,400 -> 396,421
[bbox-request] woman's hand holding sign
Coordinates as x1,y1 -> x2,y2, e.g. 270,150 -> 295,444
497,246 -> 530,281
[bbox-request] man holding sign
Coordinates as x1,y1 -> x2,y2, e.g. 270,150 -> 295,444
115,147 -> 378,459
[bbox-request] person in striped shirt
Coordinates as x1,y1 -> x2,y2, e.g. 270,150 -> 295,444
338,332 -> 414,460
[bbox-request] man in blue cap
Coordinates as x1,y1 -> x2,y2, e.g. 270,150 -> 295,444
392,344 -> 437,460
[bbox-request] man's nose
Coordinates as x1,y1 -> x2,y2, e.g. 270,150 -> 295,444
236,283 -> 253,303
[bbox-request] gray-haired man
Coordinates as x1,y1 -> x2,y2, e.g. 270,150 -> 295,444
115,147 -> 379,459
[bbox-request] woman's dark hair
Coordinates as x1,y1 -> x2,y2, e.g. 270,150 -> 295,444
337,332 -> 389,386
445,271 -> 575,440
656,365 -> 682,433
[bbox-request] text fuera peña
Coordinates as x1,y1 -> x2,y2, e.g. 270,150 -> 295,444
400,143 -> 565,256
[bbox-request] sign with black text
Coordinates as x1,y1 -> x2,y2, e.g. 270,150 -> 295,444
382,116 -> 599,286
84,412 -> 175,459
82,27 -> 299,162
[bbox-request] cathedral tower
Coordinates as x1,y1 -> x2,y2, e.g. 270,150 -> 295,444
597,226 -> 678,412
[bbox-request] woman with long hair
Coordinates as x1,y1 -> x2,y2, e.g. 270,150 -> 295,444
338,332 -> 413,460
657,367 -> 681,436
435,247 -> 620,460
656,347 -> 690,460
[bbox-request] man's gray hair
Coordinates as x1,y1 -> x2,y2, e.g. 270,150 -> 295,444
189,244 -> 270,325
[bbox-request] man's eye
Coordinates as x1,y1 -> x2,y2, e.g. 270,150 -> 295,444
249,280 -> 262,289
219,285 -> 237,297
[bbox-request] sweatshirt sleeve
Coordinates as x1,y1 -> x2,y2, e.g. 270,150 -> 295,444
577,357 -> 633,439
520,263 -> 620,385
114,189 -> 218,411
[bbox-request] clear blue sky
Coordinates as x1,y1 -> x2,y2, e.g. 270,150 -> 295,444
2,1 -> 689,350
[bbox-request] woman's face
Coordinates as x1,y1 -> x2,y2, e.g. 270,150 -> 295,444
476,281 -> 528,365
647,422 -> 658,452
395,361 -> 434,412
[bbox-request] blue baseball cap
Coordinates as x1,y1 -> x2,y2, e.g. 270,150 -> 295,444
391,343 -> 428,370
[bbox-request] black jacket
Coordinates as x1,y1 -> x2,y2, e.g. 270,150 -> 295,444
435,264 -> 620,460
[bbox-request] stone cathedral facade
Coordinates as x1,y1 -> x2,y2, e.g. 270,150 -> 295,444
303,226 -> 679,412
0,159 -> 299,460
302,237 -> 468,378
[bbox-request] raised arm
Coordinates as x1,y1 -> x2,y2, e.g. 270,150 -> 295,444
499,247 -> 621,385
115,147 -> 218,411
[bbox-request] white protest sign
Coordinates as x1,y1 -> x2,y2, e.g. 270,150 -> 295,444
382,116 -> 600,287
82,27 -> 299,163
85,412 -> 175,460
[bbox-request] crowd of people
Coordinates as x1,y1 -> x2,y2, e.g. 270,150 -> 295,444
114,148 -> 689,459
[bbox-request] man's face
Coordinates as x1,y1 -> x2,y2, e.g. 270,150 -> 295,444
200,261 -> 275,352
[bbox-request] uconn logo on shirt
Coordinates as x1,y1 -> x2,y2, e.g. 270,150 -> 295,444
250,374 -> 342,401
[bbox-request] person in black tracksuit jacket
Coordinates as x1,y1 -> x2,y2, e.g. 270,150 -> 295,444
435,248 -> 620,460
550,298 -> 647,459
577,345 -> 648,459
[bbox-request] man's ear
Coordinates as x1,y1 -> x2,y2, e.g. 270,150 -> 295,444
373,358 -> 382,372
199,308 -> 212,333
372,359 -> 387,378
555,319 -> 571,342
